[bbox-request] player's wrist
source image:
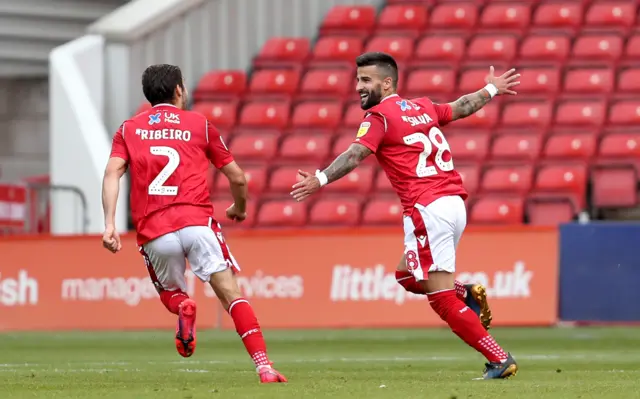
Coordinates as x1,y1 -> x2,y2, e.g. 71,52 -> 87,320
315,170 -> 328,186
484,83 -> 498,98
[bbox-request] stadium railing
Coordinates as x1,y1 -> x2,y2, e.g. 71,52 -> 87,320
50,0 -> 382,235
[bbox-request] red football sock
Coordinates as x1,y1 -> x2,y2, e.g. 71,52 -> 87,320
396,271 -> 467,301
228,298 -> 270,368
428,290 -> 508,363
159,290 -> 189,315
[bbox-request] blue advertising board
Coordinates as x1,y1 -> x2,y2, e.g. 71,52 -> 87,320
560,222 -> 640,322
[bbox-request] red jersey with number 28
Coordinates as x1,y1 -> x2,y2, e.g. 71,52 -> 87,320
354,94 -> 467,215
109,104 -> 234,246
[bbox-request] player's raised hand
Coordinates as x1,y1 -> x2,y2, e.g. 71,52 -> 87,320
290,170 -> 321,202
226,203 -> 247,222
102,225 -> 122,253
487,66 -> 520,96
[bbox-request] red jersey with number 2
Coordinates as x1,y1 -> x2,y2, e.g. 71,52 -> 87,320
109,104 -> 234,246
354,94 -> 467,215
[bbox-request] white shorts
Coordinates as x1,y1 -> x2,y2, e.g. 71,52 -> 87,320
403,195 -> 467,281
139,219 -> 240,293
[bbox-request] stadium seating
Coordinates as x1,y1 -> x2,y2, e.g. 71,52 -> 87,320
174,1 -> 640,228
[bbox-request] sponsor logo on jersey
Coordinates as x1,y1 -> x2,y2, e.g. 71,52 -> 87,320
164,112 -> 180,124
396,99 -> 421,112
356,121 -> 371,138
148,112 -> 161,125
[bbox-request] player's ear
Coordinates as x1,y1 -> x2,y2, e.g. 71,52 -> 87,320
383,76 -> 393,91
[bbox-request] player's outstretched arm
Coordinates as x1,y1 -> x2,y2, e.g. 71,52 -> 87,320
291,143 -> 372,202
101,156 -> 127,253
449,66 -> 520,121
220,161 -> 248,221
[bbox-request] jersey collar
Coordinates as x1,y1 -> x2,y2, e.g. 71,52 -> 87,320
153,103 -> 178,108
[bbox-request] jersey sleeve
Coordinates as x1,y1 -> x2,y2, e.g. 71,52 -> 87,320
109,124 -> 129,162
353,113 -> 386,153
205,121 -> 234,169
432,102 -> 453,126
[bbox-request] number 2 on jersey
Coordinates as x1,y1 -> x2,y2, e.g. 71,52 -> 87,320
403,127 -> 454,178
148,146 -> 180,196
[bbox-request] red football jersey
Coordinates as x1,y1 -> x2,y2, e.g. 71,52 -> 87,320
354,94 -> 467,214
110,104 -> 233,245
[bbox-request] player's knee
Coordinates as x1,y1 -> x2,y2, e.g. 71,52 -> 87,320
396,254 -> 408,271
208,268 -> 243,310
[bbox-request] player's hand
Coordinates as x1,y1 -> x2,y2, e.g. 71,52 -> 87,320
102,225 -> 122,253
290,170 -> 321,202
226,203 -> 247,222
487,66 -> 520,96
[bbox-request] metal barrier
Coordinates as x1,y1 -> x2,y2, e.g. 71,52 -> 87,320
0,181 -> 89,235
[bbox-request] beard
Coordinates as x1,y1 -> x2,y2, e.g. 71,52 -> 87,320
359,86 -> 383,110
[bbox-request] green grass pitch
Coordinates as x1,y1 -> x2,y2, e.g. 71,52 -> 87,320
1,327 -> 639,398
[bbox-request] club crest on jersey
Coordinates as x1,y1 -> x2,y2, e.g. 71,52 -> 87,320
357,121 -> 371,138
148,112 -> 161,125
396,99 -> 421,112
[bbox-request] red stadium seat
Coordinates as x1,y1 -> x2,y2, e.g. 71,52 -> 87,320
248,69 -> 301,98
215,166 -> 267,196
515,68 -> 561,96
134,102 -> 152,115
365,36 -> 415,62
608,101 -> 640,126
543,133 -> 596,160
344,103 -> 366,127
457,164 -> 481,195
519,35 -> 571,64
192,101 -> 238,129
554,100 -> 606,128
228,132 -> 278,162
447,132 -> 491,162
571,35 -> 624,64
563,68 -> 614,95
298,69 -> 352,99
429,3 -> 478,32
256,200 -> 308,227
309,198 -> 361,226
413,35 -> 466,66
617,68 -> 640,94
532,3 -> 583,34
501,101 -> 553,130
470,196 -> 524,225
481,165 -> 534,194
591,166 -> 638,208
598,133 -> 640,159
362,197 -> 403,225
448,103 -> 500,129
457,68 -> 489,93
624,35 -> 640,60
480,3 -> 531,33
526,199 -> 575,226
324,165 -> 375,194
253,38 -> 310,69
374,170 -> 395,193
278,134 -> 332,162
584,2 -> 636,34
238,101 -> 290,130
533,163 -> 588,209
376,4 -> 429,35
491,134 -> 542,162
332,135 -> 356,158
268,165 -> 315,194
310,36 -> 364,67
405,68 -> 456,97
290,101 -> 343,129
465,35 -> 518,62
319,5 -> 377,37
193,70 -> 246,101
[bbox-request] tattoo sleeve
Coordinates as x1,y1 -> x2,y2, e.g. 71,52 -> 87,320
322,143 -> 373,184
449,88 -> 493,121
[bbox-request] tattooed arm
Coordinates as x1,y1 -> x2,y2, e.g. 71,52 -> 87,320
449,88 -> 493,121
322,143 -> 373,184
290,143 -> 373,202
448,66 -> 521,121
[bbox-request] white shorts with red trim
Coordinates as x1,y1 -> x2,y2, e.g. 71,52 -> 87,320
402,195 -> 466,281
139,218 -> 240,292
